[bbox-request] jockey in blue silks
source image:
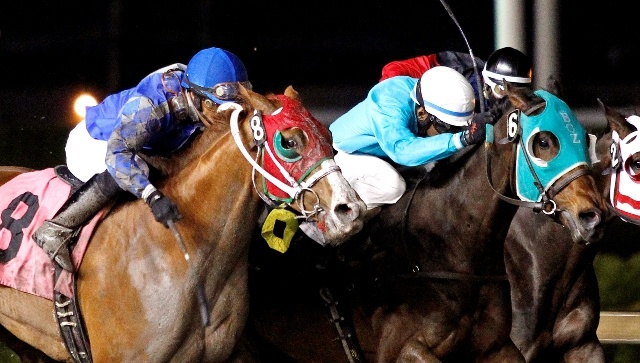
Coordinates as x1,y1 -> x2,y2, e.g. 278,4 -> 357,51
33,47 -> 252,272
330,66 -> 500,215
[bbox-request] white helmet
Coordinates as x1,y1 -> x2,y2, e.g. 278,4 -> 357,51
411,66 -> 475,127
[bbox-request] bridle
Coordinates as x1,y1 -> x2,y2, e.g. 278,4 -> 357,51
485,94 -> 591,216
218,102 -> 342,222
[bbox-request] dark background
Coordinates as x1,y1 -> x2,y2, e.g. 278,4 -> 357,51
3,1 -> 640,122
2,0 -> 640,144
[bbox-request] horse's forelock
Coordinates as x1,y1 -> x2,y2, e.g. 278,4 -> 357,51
507,87 -> 542,113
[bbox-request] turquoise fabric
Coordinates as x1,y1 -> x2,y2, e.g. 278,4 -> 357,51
329,76 -> 464,167
515,90 -> 590,202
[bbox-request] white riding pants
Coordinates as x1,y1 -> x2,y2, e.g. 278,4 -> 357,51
333,149 -> 406,209
65,120 -> 108,182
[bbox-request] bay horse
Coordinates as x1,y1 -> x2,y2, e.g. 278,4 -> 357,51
0,86 -> 367,362
506,100 -> 628,363
245,82 -> 607,362
504,101 -> 613,363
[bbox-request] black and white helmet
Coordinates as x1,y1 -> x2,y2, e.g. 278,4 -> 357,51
482,47 -> 532,98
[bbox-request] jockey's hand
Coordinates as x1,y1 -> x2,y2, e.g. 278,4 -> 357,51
461,109 -> 499,146
145,190 -> 182,227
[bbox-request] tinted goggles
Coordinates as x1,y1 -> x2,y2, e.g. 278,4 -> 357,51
185,79 -> 253,102
430,114 -> 461,134
483,79 -> 506,99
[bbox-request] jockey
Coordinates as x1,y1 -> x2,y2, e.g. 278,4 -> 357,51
330,66 -> 500,214
380,47 -> 533,109
33,46 -> 252,272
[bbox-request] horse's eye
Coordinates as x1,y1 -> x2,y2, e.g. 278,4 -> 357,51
284,139 -> 297,149
274,131 -> 302,162
632,159 -> 640,172
537,137 -> 550,149
529,131 -> 559,161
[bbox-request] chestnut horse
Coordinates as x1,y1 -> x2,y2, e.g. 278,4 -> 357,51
245,83 -> 607,362
0,86 -> 367,362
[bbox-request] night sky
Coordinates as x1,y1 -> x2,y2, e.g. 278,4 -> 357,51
2,1 -> 639,108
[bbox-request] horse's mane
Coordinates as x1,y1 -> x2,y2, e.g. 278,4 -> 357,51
144,89 -> 283,181
142,110 -> 234,181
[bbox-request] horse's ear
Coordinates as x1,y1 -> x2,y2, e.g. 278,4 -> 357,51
504,80 -> 535,111
246,88 -> 279,115
545,75 -> 562,97
284,85 -> 300,101
239,83 -> 252,100
599,98 -> 635,138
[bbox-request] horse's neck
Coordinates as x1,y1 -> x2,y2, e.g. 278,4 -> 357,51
403,138 -> 518,267
161,122 -> 262,239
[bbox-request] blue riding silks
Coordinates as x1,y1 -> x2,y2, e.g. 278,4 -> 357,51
515,90 -> 590,202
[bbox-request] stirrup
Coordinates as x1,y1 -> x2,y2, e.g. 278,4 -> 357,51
33,220 -> 76,272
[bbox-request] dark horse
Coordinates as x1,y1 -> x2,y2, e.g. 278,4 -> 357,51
504,101 -> 616,363
0,86 -> 367,362
245,83 -> 607,362
506,100 -> 629,363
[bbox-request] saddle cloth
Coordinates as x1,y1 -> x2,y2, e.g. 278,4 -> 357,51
0,168 -> 103,300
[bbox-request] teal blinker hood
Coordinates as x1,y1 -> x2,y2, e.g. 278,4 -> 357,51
515,90 -> 590,202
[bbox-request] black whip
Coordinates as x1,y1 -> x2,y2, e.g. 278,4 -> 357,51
438,0 -> 487,113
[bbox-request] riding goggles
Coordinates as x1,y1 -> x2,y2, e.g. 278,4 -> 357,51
184,79 -> 253,104
430,114 -> 461,134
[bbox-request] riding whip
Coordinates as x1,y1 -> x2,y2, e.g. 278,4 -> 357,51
437,0 -> 487,114
168,219 -> 210,327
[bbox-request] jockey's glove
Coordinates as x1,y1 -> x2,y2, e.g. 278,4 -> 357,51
145,189 -> 182,227
461,109 -> 500,146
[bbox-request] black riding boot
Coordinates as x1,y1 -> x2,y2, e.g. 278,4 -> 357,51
32,171 -> 121,272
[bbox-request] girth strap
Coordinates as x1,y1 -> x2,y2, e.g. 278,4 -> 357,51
319,287 -> 366,363
53,266 -> 93,363
384,270 -> 508,284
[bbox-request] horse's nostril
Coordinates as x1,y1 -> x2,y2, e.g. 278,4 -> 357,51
579,209 -> 602,229
335,203 -> 351,215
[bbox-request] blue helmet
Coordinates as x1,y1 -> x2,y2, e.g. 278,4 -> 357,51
182,47 -> 251,104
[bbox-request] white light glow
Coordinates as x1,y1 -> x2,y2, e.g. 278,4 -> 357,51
73,94 -> 98,118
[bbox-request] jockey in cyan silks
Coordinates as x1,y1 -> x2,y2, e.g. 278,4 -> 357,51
33,46 -> 253,272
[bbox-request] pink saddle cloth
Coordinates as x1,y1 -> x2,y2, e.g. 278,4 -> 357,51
0,168 -> 103,300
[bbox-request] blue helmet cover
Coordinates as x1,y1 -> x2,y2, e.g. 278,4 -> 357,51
515,90 -> 590,202
182,47 -> 248,103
